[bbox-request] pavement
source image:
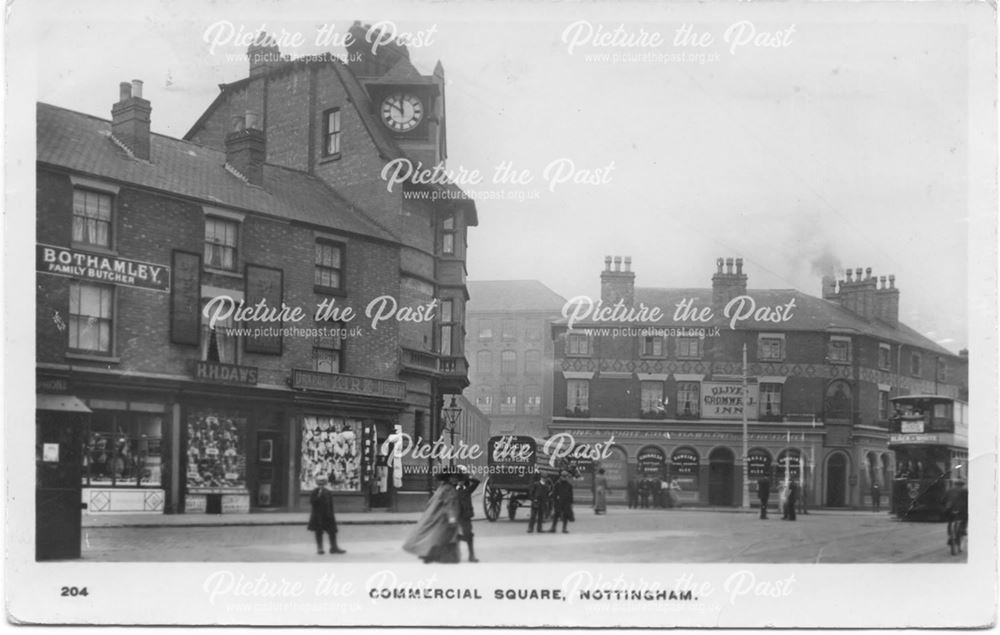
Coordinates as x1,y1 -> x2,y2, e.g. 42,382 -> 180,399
81,504 -> 891,528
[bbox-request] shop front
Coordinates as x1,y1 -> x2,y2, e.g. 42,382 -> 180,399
549,422 -> 826,507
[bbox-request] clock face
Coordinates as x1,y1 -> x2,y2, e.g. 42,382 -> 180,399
380,93 -> 424,132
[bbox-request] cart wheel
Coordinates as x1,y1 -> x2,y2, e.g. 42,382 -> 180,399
508,498 -> 518,521
484,483 -> 503,522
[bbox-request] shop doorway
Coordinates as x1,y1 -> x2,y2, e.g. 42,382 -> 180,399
708,447 -> 735,506
826,452 -> 848,507
255,431 -> 281,509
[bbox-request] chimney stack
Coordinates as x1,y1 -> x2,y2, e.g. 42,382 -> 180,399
712,256 -> 748,307
821,275 -> 838,300
111,79 -> 152,160
601,255 -> 636,306
874,273 -> 900,328
225,111 -> 266,186
247,33 -> 282,77
836,265 -> 881,322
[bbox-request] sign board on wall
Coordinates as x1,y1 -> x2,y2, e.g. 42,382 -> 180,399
37,244 -> 171,292
701,381 -> 759,419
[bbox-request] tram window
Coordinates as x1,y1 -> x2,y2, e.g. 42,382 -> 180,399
933,403 -> 950,419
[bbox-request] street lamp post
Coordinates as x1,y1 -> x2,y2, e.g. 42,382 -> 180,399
441,395 -> 463,469
742,343 -> 750,509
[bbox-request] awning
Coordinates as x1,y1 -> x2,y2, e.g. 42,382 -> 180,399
36,394 -> 92,413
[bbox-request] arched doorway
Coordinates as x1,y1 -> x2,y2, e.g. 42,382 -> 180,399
708,447 -> 735,506
670,447 -> 700,505
826,452 -> 849,507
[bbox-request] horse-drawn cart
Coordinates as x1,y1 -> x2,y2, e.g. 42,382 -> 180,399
482,435 -> 574,522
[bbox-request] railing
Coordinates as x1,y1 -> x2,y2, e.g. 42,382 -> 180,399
400,348 -> 439,371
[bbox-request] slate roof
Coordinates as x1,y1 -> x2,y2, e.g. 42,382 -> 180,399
37,103 -> 398,243
467,280 -> 567,314
556,285 -> 957,358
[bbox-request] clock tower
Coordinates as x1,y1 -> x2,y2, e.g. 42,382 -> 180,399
346,22 -> 447,168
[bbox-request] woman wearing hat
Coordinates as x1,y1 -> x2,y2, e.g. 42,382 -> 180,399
403,468 -> 462,563
307,474 -> 345,555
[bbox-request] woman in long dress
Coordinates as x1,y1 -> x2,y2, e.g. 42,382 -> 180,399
593,468 -> 608,515
403,470 -> 461,563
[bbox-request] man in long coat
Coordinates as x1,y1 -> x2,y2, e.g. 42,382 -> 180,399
307,475 -> 345,554
549,470 -> 575,533
757,476 -> 771,519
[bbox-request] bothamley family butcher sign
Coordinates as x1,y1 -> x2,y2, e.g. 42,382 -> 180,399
36,244 -> 170,292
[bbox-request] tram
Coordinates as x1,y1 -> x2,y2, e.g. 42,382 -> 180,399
887,395 -> 968,520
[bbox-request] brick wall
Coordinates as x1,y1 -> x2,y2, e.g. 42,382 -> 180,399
36,167 -> 404,382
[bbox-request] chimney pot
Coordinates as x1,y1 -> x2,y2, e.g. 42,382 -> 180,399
604,256 -> 612,272
716,258 -> 724,274
866,267 -> 873,280
855,267 -> 863,280
613,256 -> 622,272
111,79 -> 151,161
725,257 -> 734,274
889,274 -> 895,289
624,256 -> 632,273
735,257 -> 744,275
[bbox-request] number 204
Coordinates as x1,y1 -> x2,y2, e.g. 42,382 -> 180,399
61,587 -> 88,597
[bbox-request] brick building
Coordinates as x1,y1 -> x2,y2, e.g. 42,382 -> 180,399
464,280 -> 567,438
36,28 -> 478,515
550,256 -> 968,509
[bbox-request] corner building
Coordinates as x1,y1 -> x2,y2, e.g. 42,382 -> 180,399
36,26 -> 477,515
551,256 -> 968,509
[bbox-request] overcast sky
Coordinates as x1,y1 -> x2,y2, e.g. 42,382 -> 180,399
30,0 -> 992,352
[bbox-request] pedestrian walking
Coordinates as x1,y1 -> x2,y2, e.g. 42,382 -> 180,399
798,479 -> 809,514
871,481 -> 881,512
638,478 -> 650,509
943,479 -> 968,556
782,482 -> 798,521
549,470 -> 575,533
307,475 -> 345,555
527,472 -> 548,533
454,466 -> 480,562
757,476 -> 771,519
403,469 -> 461,563
627,477 -> 638,509
593,468 -> 608,514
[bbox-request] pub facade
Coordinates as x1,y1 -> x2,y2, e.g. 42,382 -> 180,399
36,28 -> 477,515
551,256 -> 968,509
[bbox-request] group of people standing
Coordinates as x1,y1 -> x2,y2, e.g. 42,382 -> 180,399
626,476 -> 681,509
526,469 -> 577,532
756,477 -> 808,520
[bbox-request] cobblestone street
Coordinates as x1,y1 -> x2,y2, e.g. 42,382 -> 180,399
78,508 -> 964,563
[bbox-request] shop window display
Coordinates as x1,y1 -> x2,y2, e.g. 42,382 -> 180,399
186,411 -> 247,490
301,416 -> 362,491
82,412 -> 162,487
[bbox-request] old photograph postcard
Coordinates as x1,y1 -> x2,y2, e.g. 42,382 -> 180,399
4,0 -> 998,628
